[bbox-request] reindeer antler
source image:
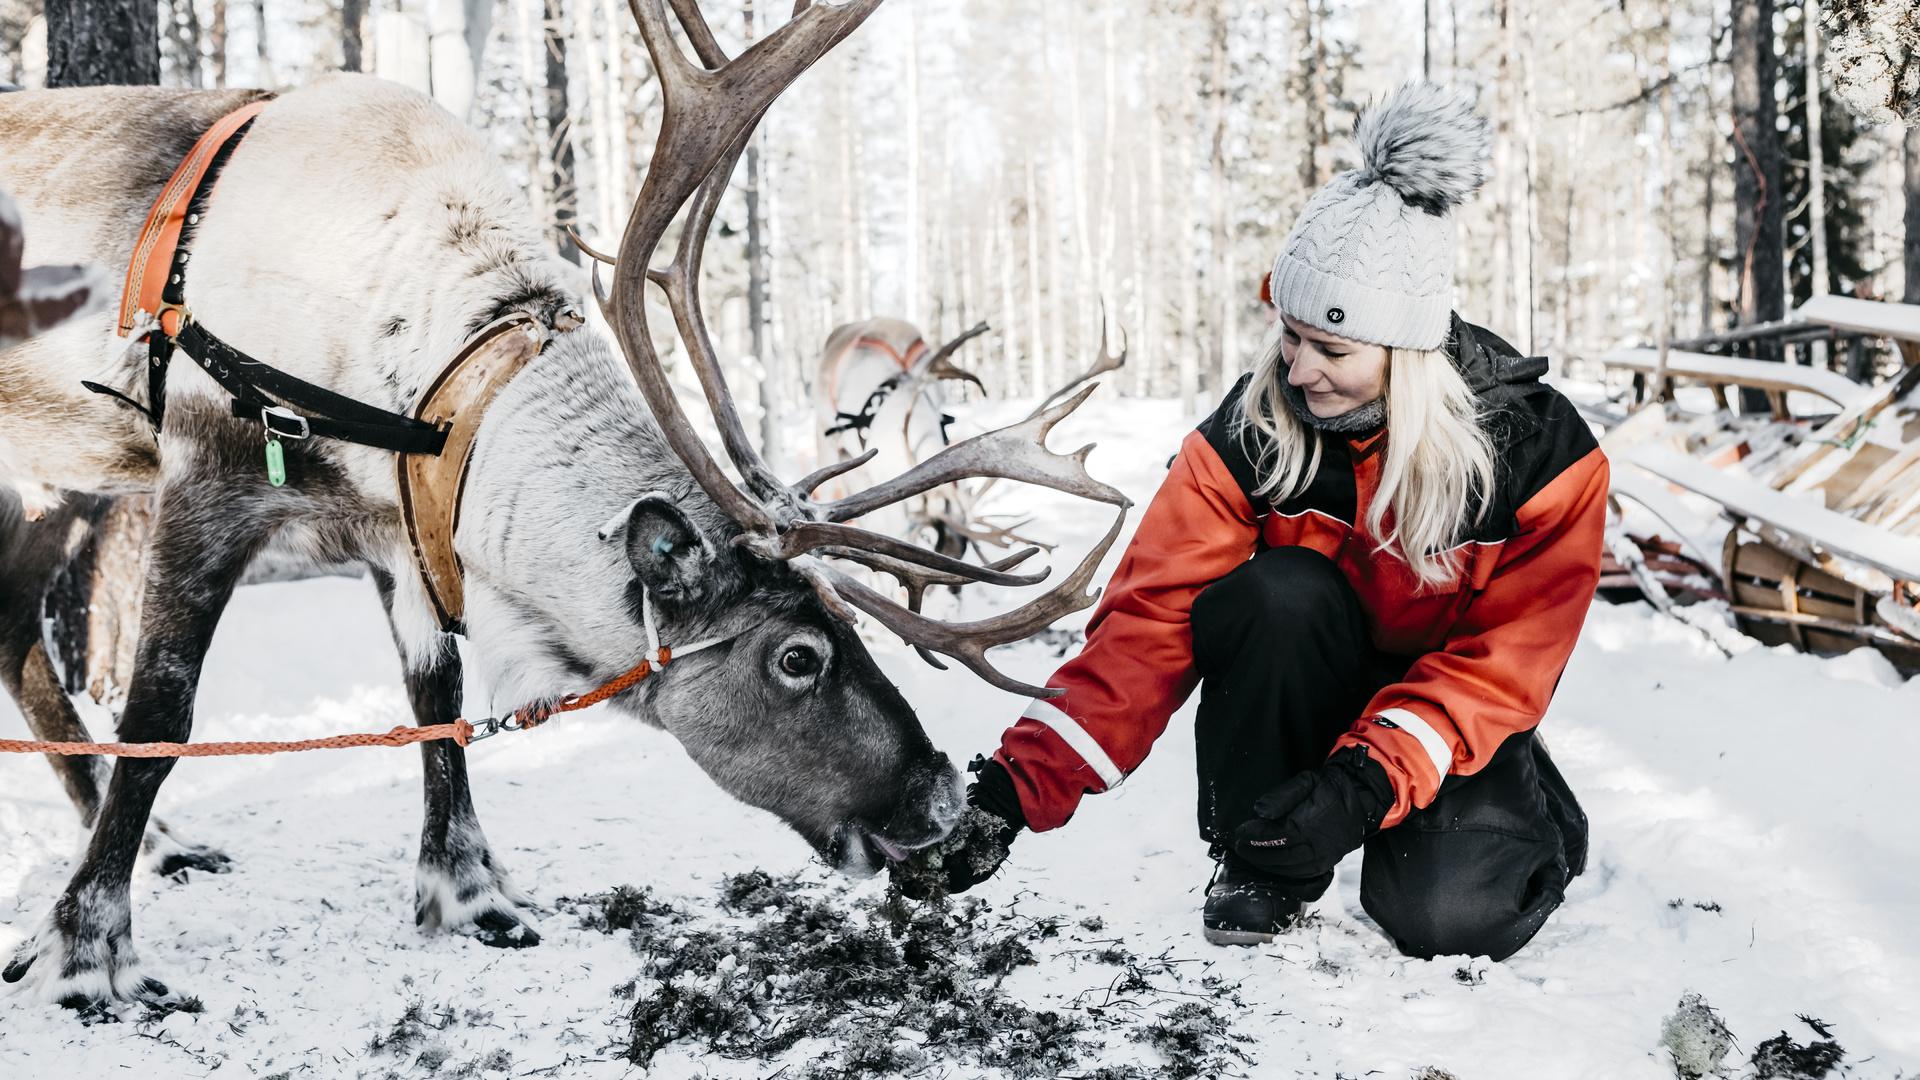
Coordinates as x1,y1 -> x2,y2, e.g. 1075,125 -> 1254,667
605,0 -> 1131,698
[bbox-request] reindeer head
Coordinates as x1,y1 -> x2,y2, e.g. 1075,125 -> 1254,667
468,0 -> 1129,875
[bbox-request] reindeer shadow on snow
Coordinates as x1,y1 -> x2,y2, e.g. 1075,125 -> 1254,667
0,0 -> 1127,1013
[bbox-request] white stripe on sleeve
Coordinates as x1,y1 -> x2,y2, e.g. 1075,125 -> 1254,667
1376,708 -> 1454,788
1021,698 -> 1126,790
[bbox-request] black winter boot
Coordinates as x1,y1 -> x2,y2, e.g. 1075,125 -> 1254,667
1201,851 -> 1308,946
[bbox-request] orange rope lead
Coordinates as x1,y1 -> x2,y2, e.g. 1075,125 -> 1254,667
0,721 -> 475,759
556,648 -> 667,714
0,647 -> 676,760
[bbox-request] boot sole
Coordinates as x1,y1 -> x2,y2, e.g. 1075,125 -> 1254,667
1203,926 -> 1275,946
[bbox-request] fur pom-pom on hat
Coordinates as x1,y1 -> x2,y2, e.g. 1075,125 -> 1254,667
1267,80 -> 1491,350
1355,82 -> 1492,216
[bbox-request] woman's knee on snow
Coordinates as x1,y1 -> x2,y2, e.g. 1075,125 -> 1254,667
1358,827 -> 1567,962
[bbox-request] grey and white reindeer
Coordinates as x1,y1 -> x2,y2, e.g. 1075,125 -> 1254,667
0,0 -> 1125,1009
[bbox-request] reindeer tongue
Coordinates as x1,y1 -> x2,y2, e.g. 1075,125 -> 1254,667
868,833 -> 912,863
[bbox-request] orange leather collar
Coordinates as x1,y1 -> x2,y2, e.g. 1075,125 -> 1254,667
118,101 -> 270,338
397,313 -> 547,631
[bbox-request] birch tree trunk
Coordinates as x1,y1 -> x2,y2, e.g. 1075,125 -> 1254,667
1313,0 -> 1330,186
1066,0 -> 1094,379
578,0 -> 614,239
997,167 -> 1021,395
253,0 -> 270,86
1290,0 -> 1315,202
212,0 -> 226,86
1806,3 -> 1829,306
1490,0 -> 1512,340
1039,9 -> 1066,389
1144,13 -> 1165,395
904,0 -> 921,326
516,0 -> 549,245
1206,0 -> 1228,408
545,0 -> 580,264
1654,0 -> 1675,399
1516,5 -> 1538,353
602,0 -> 635,210
1101,0 -> 1119,392
45,0 -> 158,86
1700,15 -> 1720,338
1025,161 -> 1047,394
839,57 -> 857,326
745,0 -> 775,461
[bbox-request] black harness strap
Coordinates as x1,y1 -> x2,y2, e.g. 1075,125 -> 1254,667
177,322 -> 447,453
109,116 -> 447,457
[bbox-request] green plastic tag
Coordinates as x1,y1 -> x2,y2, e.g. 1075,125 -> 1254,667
264,437 -> 286,487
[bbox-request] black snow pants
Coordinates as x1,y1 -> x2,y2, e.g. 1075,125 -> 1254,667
1190,545 -> 1588,962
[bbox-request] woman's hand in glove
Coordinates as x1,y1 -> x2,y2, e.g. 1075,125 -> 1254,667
1231,745 -> 1394,880
891,756 -> 1025,900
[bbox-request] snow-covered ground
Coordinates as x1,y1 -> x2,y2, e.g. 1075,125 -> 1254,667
3,393 -> 1918,1078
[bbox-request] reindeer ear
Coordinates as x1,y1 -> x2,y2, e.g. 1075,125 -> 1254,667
607,495 -> 727,603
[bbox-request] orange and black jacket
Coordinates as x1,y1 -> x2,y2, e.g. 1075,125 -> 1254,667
993,316 -> 1608,832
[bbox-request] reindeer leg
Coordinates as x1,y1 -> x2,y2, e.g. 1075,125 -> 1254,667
0,495 -> 228,874
371,569 -> 540,949
2,466 -> 270,1008
0,497 -> 109,824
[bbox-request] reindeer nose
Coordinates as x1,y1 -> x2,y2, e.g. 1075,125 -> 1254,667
891,753 -> 963,845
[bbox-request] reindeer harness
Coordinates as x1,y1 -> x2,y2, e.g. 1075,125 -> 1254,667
95,101 -> 595,636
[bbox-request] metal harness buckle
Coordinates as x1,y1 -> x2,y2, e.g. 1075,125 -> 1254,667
261,405 -> 311,440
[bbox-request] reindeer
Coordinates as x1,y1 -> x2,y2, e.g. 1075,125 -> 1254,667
812,315 -> 1126,563
813,317 -> 986,557
0,0 -> 1126,1010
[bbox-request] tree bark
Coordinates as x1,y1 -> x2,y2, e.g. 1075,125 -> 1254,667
45,0 -> 158,86
1654,0 -> 1675,400
342,0 -> 363,72
1805,2 -> 1830,368
1905,120 -> 1920,307
545,0 -> 579,264
839,56 -> 857,326
904,0 -> 921,326
211,0 -> 226,86
1805,5 -> 1828,301
1206,0 -> 1228,408
745,0 -> 774,460
1025,161 -> 1046,394
252,0 -> 269,85
1731,0 -> 1785,407
1289,0 -> 1314,204
1515,3 -> 1537,352
1491,0 -> 1512,340
162,0 -> 202,87
1143,12 -> 1164,396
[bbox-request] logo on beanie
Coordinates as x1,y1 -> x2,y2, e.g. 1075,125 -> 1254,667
1326,307 -> 1345,324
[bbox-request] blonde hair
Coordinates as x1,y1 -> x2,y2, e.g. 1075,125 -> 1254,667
1235,329 -> 1497,589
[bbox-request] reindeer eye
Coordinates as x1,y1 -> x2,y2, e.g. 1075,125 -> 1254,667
780,646 -> 821,677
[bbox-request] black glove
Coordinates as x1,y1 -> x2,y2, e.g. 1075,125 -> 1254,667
892,756 -> 1025,900
1231,745 -> 1394,881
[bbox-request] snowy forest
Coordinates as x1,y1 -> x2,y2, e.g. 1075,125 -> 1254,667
6,0 -> 1915,433
6,0 -> 1920,1076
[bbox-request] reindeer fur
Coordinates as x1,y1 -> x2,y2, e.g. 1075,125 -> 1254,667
0,76 -> 959,1009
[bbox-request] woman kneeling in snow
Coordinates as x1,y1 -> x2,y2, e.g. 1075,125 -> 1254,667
936,83 -> 1607,962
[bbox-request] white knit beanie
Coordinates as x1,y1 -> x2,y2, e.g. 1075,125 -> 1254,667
1269,82 -> 1492,351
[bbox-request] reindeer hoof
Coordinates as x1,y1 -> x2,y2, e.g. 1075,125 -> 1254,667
153,845 -> 232,878
144,822 -> 233,879
469,908 -> 541,949
2,950 -> 32,984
